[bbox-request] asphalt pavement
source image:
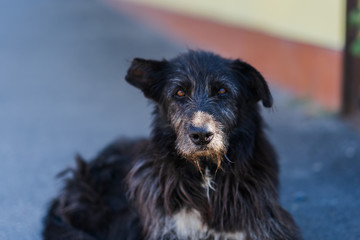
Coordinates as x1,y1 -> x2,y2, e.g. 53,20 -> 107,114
0,0 -> 359,239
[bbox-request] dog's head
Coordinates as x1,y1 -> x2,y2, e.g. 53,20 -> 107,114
125,50 -> 272,168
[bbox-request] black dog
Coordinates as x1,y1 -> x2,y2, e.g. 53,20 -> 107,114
43,50 -> 302,240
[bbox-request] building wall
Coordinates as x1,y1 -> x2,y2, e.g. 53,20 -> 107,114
113,0 -> 346,110
125,0 -> 346,50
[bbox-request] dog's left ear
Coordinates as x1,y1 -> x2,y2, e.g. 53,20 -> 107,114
125,58 -> 168,101
232,59 -> 273,108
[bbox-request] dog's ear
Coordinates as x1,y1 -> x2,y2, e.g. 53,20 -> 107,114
232,59 -> 273,108
125,58 -> 168,101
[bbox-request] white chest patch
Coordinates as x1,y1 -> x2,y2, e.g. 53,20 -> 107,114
167,208 -> 246,240
172,208 -> 207,239
212,231 -> 246,240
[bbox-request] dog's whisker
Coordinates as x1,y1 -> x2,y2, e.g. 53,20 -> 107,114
224,154 -> 233,163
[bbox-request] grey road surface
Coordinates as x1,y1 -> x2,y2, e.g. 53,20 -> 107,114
0,0 -> 359,239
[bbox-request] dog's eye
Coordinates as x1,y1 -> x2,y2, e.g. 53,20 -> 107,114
176,89 -> 185,97
218,88 -> 227,95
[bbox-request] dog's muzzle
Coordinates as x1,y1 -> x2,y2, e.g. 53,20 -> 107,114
174,111 -> 227,165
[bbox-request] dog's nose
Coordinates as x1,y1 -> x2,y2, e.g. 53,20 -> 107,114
189,126 -> 214,145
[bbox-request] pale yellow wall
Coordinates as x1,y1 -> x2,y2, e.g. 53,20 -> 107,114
124,0 -> 346,50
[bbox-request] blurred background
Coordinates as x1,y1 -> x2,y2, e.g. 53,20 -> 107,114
0,0 -> 359,239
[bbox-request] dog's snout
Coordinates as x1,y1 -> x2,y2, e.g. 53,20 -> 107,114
189,126 -> 214,145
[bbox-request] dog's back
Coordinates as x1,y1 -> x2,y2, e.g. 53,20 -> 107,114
43,139 -> 147,240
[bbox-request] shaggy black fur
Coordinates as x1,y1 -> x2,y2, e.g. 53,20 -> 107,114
43,50 -> 302,240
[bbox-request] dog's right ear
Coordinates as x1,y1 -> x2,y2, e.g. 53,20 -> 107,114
125,58 -> 168,101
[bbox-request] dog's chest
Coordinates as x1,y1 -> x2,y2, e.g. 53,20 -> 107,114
164,171 -> 245,240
